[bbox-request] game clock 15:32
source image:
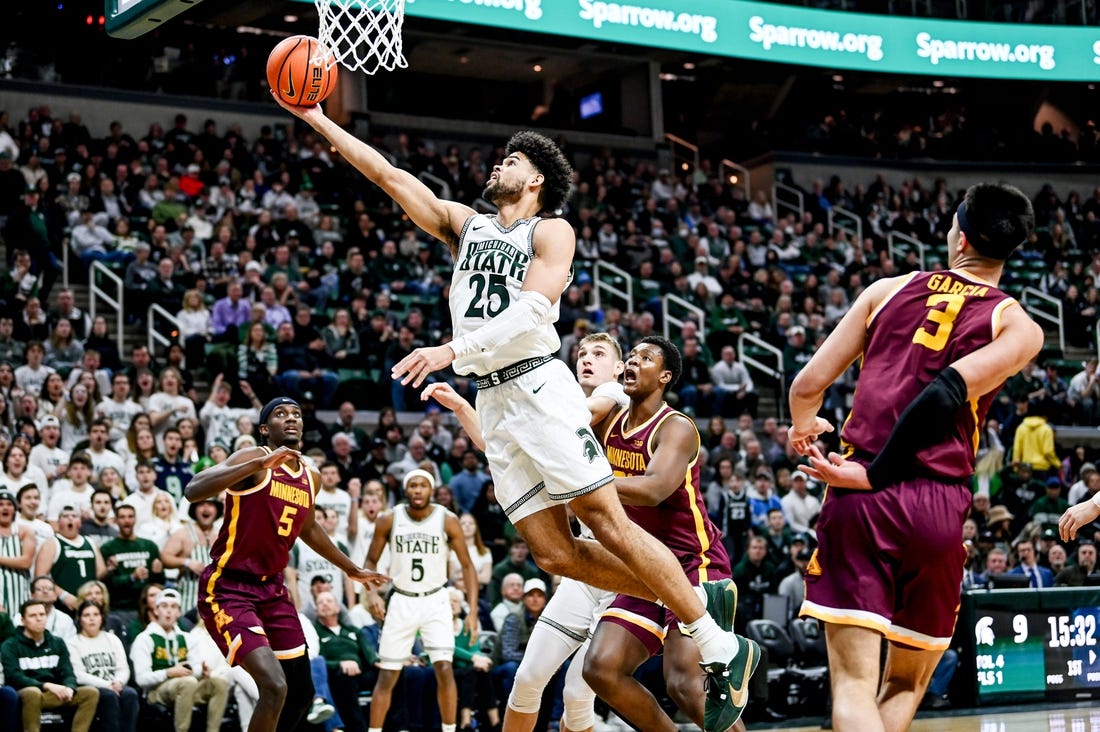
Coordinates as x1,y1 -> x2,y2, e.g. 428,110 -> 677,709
972,605 -> 1100,703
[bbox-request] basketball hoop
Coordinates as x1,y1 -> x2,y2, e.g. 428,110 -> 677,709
314,0 -> 407,74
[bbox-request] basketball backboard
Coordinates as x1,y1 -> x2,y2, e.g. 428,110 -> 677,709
105,0 -> 209,39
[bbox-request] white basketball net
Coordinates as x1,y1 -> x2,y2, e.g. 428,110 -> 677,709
315,0 -> 407,75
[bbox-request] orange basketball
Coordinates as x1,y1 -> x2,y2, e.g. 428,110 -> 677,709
267,35 -> 338,107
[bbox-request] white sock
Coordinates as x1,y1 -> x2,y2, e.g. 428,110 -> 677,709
369,728 -> 383,732
685,613 -> 738,665
442,725 -> 457,732
694,585 -> 707,606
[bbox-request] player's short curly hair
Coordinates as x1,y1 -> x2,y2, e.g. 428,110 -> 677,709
505,131 -> 573,214
637,336 -> 682,394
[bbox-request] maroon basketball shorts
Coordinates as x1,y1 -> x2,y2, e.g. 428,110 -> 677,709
601,553 -> 731,657
801,476 -> 972,650
198,566 -> 307,666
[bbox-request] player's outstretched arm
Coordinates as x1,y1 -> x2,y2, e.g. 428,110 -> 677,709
393,218 -> 576,388
789,277 -> 898,452
183,446 -> 291,501
421,383 -> 484,452
614,414 -> 698,507
272,94 -> 473,251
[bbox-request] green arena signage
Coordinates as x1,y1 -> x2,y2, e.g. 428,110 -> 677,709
315,0 -> 1100,81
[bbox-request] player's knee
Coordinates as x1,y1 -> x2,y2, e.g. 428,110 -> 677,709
580,652 -> 617,695
507,673 -> 543,714
259,672 -> 288,700
664,673 -> 698,710
561,679 -> 595,729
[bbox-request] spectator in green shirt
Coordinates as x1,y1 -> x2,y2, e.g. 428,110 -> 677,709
314,591 -> 378,732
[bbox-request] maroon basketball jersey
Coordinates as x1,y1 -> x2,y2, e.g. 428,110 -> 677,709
207,450 -> 316,579
841,270 -> 1017,480
604,404 -> 729,581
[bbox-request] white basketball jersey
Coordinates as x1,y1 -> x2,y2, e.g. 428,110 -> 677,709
388,504 -> 451,593
450,213 -> 563,375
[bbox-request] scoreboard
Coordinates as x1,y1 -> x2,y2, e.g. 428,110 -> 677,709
967,589 -> 1100,704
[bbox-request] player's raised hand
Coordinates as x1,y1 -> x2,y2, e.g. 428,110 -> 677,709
269,89 -> 327,124
421,382 -> 470,412
802,444 -> 872,490
1059,501 -> 1100,541
261,446 -> 301,469
788,418 -> 834,455
392,345 -> 456,388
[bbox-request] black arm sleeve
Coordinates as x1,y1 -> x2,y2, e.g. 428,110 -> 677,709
865,366 -> 968,490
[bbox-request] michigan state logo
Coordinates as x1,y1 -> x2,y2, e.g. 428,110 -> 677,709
576,427 -> 601,463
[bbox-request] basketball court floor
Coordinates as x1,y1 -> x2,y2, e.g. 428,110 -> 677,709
767,703 -> 1100,731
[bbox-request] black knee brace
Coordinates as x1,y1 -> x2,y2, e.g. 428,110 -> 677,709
275,655 -> 316,732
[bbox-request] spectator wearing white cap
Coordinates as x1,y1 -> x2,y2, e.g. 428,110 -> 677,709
129,588 -> 230,732
780,469 -> 822,535
493,577 -> 547,703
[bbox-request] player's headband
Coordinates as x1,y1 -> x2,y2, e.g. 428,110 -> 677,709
403,469 -> 436,492
260,397 -> 301,425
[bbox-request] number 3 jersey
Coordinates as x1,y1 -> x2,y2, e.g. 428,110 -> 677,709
388,504 -> 450,594
207,448 -> 316,579
841,269 -> 1017,481
450,214 -> 564,375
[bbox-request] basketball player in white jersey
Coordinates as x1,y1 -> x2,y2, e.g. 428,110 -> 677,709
362,469 -> 479,732
426,332 -> 627,732
277,97 -> 754,730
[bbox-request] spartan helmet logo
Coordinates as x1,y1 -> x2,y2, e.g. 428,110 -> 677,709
576,427 -> 601,464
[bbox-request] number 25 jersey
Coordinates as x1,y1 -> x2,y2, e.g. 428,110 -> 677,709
449,214 -> 563,375
841,269 -> 1017,481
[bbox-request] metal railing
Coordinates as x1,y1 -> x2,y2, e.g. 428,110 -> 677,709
887,231 -> 927,271
147,304 -> 181,355
665,133 -> 700,176
592,260 -> 634,314
719,159 -> 750,200
89,262 -> 125,351
417,171 -> 452,200
1021,287 -> 1065,354
661,294 -> 706,341
738,332 -> 786,421
828,206 -> 863,247
773,182 -> 804,222
1096,319 -> 1099,356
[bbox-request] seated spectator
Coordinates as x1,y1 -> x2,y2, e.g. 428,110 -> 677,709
710,345 -> 758,418
488,538 -> 543,606
490,573 -> 525,633
759,508 -> 795,568
147,257 -> 186,317
130,589 -> 229,732
43,319 -> 83,376
123,243 -> 156,325
67,599 -> 139,732
13,576 -> 76,640
449,587 -> 498,732
746,470 -> 783,531
1056,541 -> 1098,587
450,450 -> 491,515
314,590 -> 378,732
780,469 -> 821,535
777,546 -> 812,620
732,536 -> 778,632
323,308 -> 361,370
494,578 -> 546,704
1009,539 -> 1054,588
275,321 -> 339,408
1030,478 -> 1069,528
450,512 -> 494,590
71,209 -> 132,267
2,598 -> 99,732
176,289 -> 212,372
1067,357 -> 1100,424
238,321 -> 279,404
210,281 -> 250,344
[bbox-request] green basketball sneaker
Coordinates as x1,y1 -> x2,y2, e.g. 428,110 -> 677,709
702,635 -> 760,732
701,578 -> 738,633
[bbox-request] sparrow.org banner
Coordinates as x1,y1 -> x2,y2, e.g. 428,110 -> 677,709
312,0 -> 1100,81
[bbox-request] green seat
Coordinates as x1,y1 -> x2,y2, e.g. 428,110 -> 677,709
338,368 -> 370,382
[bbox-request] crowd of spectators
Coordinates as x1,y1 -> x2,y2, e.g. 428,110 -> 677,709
0,99 -> 1098,728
